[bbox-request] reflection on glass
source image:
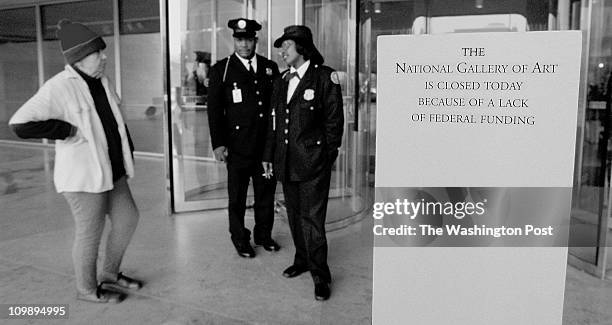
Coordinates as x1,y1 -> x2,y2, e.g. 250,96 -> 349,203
305,0 -> 348,72
120,0 -> 161,34
305,0 -> 367,227
366,0 -> 421,224
570,0 -> 612,266
216,0 -> 245,60
429,14 -> 527,33
428,0 -> 551,31
252,0 -> 269,57
270,0 -> 295,69
169,0 -> 228,207
0,7 -> 38,142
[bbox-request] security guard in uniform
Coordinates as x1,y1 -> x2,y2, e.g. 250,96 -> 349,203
207,18 -> 280,258
262,25 -> 344,301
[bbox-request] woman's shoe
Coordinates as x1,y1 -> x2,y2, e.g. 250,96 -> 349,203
77,285 -> 126,303
101,272 -> 143,291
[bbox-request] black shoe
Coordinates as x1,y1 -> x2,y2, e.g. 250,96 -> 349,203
282,264 -> 308,278
100,272 -> 143,291
233,240 -> 255,258
314,282 -> 331,301
254,238 -> 281,252
76,284 -> 126,303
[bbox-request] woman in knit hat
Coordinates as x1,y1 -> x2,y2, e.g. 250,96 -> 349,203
9,19 -> 142,303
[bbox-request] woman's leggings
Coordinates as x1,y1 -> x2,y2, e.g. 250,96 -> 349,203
62,176 -> 139,294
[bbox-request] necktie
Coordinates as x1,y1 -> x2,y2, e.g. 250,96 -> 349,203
284,71 -> 300,82
248,59 -> 255,75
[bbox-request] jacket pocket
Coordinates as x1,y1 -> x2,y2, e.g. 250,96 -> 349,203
304,135 -> 324,148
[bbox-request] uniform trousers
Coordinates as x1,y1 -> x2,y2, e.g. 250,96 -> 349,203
282,167 -> 332,284
62,176 -> 139,294
226,161 -> 276,243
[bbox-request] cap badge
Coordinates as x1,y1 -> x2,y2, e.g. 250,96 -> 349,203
237,20 -> 247,29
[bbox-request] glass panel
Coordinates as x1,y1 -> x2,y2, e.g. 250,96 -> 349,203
367,0 -> 422,220
120,0 -> 161,34
571,0 -> 611,267
252,0 -> 269,57
0,7 -> 38,142
305,0 -> 348,70
41,0 -> 116,86
169,0 -> 227,210
428,0 -> 552,33
429,14 -> 528,33
591,0 -> 612,277
305,0 -> 368,227
270,0 -> 295,69
119,0 -> 163,154
217,0 -> 245,60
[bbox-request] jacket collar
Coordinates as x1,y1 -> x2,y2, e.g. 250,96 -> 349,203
234,52 -> 258,73
289,60 -> 310,79
65,64 -> 81,79
230,53 -> 267,78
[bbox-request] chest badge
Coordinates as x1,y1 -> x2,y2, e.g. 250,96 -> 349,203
303,89 -> 315,101
266,68 -> 273,76
232,82 -> 242,103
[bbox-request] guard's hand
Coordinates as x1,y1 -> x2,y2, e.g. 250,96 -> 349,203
262,161 -> 273,179
213,146 -> 228,162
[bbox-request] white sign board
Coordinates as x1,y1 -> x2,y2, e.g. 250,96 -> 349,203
373,32 -> 582,324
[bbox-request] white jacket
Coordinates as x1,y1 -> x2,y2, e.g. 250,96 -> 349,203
9,65 -> 134,193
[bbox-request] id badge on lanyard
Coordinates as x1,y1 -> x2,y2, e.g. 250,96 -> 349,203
232,82 -> 242,103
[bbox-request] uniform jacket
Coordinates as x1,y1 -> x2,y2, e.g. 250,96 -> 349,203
8,65 -> 134,193
263,63 -> 344,182
207,53 -> 279,166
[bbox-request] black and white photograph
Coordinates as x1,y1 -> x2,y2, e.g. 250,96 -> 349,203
0,0 -> 611,324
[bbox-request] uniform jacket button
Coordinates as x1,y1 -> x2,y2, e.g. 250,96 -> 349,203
285,109 -> 289,113
258,101 -> 262,105
235,125 -> 240,130
316,140 -> 321,145
284,129 -> 288,134
284,139 -> 288,144
285,118 -> 289,123
310,106 -> 314,110
259,113 -> 264,117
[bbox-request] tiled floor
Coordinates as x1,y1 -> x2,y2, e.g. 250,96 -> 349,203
0,144 -> 372,325
1,143 -> 612,325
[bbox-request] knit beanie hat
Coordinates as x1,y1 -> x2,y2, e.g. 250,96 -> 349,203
56,19 -> 106,64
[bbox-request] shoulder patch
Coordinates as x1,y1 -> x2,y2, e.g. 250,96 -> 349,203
330,71 -> 340,85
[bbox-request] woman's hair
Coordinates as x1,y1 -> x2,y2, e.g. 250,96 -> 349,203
294,42 -> 312,61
